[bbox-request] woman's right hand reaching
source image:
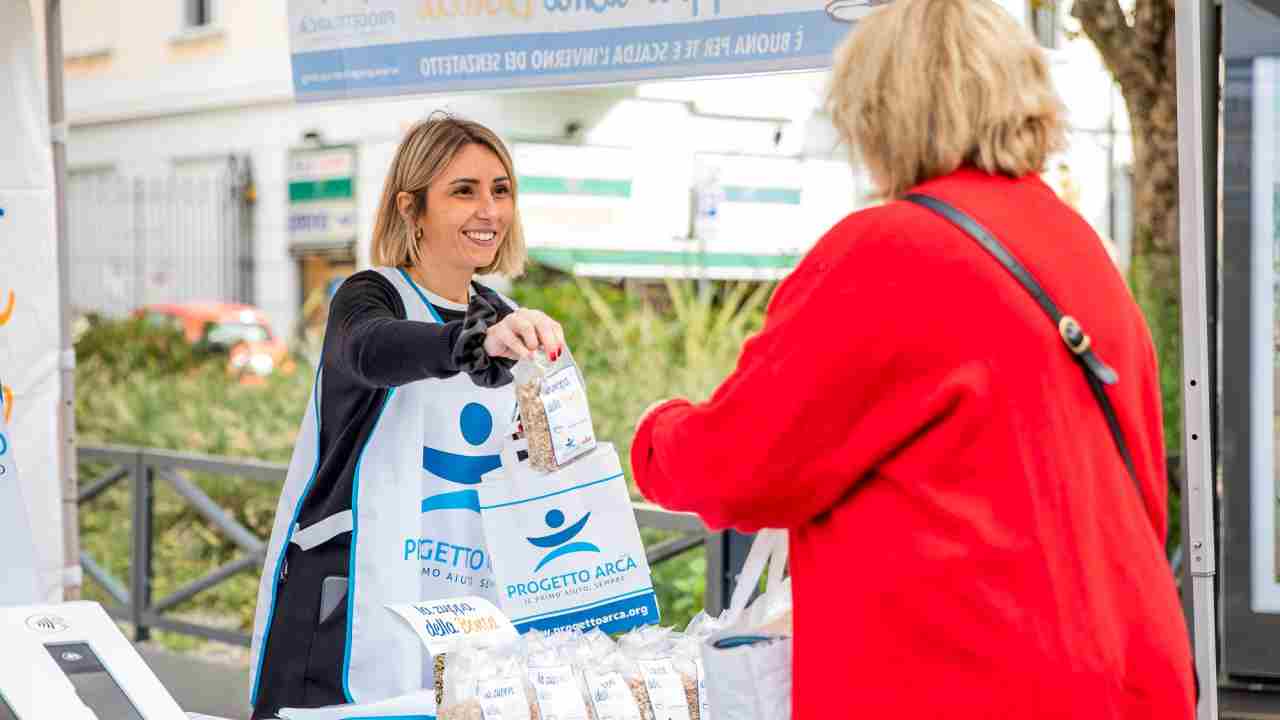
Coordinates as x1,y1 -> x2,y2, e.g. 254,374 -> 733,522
483,308 -> 565,362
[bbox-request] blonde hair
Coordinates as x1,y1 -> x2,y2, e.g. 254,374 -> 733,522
826,0 -> 1068,199
371,112 -> 526,276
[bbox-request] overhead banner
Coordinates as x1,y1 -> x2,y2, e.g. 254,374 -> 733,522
0,0 -> 65,602
287,0 -> 877,101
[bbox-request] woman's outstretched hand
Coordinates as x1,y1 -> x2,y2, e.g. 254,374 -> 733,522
483,308 -> 565,361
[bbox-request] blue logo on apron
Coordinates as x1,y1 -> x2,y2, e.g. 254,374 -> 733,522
421,402 -> 502,514
527,509 -> 600,572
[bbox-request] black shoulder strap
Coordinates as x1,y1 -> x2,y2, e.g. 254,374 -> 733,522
904,193 -> 1142,498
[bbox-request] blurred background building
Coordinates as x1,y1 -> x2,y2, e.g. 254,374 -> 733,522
58,0 -> 1130,341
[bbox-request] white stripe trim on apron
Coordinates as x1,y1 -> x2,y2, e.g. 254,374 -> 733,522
291,510 -> 354,552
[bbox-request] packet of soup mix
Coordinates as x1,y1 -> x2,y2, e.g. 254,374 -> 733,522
584,669 -> 645,720
636,658 -> 694,720
440,645 -> 537,720
522,630 -> 591,720
386,596 -> 519,707
527,663 -> 590,720
513,347 -> 596,472
617,626 -> 697,720
587,647 -> 655,720
673,632 -> 709,720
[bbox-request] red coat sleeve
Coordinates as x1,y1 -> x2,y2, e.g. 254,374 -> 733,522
631,209 -> 995,531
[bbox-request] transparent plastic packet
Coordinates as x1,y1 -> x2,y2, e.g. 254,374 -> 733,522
513,346 -> 597,472
584,647 -> 654,720
683,610 -> 730,641
524,629 -> 595,720
568,630 -> 634,720
573,628 -> 619,667
616,625 -> 675,656
677,610 -> 735,719
425,603 -> 522,707
440,644 -> 539,720
434,653 -> 447,708
673,632 -> 710,720
520,629 -> 563,664
617,626 -> 697,720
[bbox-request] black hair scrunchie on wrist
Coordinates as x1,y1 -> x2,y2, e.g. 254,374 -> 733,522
452,292 -> 516,388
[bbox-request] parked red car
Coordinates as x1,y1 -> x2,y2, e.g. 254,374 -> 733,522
135,302 -> 294,378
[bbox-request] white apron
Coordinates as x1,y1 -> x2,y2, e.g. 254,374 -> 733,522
249,266 -> 516,707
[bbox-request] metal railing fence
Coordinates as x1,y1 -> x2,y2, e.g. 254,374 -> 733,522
77,444 -> 718,647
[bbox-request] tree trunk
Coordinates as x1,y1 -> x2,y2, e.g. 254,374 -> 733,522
1128,79 -> 1183,449
1072,0 -> 1183,450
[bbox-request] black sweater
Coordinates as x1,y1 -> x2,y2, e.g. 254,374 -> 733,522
295,269 -> 515,529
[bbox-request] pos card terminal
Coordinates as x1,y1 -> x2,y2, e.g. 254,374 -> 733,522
0,601 -> 188,719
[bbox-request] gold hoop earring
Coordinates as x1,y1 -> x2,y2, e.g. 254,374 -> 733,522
414,227 -> 423,240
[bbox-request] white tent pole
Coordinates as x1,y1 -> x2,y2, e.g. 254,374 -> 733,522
43,0 -> 80,600
1173,0 -> 1217,716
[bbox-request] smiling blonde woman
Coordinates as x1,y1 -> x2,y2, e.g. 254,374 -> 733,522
249,113 -> 565,718
631,0 -> 1196,717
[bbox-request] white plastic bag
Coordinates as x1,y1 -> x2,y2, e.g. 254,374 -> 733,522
479,443 -> 658,635
701,529 -> 793,720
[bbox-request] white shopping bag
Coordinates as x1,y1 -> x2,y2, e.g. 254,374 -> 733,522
478,442 -> 659,635
702,529 -> 793,720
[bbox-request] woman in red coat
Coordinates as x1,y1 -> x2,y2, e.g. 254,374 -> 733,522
630,0 -> 1196,716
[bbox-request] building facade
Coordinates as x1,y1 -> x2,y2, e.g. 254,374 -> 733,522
60,0 -> 1130,340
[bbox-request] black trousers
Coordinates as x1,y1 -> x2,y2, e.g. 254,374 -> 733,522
251,541 -> 350,720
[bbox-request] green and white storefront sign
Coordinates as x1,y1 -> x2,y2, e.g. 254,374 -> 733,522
288,146 -> 358,252
513,143 -> 811,281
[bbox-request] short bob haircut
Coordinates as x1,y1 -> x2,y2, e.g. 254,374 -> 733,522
371,112 -> 526,277
826,0 -> 1068,200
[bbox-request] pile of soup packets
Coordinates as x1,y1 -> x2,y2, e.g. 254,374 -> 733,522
438,616 -> 730,720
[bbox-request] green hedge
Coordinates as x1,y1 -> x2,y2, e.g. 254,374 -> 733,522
75,277 -> 769,649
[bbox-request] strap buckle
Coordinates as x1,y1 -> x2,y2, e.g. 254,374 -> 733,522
1058,315 -> 1091,355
